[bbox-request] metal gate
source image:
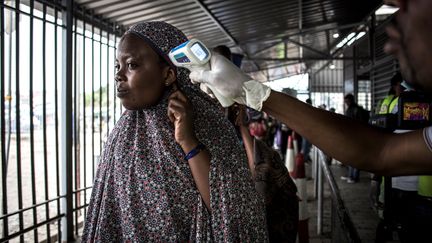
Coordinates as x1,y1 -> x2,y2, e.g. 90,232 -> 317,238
1,0 -> 121,241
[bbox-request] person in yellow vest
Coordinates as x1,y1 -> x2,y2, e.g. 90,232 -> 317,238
380,74 -> 432,239
374,72 -> 432,242
371,73 -> 404,211
377,72 -> 404,115
371,73 -> 405,210
373,73 -> 412,242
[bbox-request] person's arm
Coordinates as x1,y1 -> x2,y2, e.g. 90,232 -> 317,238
233,105 -> 255,177
263,90 -> 432,176
178,139 -> 211,210
168,89 -> 211,210
189,53 -> 432,175
239,126 -> 255,177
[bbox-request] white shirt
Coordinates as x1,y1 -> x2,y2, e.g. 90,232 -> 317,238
424,126 -> 432,152
391,129 -> 419,191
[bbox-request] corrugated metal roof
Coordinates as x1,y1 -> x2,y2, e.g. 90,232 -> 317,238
74,0 -> 381,81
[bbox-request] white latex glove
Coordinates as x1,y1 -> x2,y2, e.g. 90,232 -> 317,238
189,53 -> 271,111
199,83 -> 235,107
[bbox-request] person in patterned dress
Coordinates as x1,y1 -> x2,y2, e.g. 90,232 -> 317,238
81,21 -> 268,242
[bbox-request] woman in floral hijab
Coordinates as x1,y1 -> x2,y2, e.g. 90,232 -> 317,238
82,21 -> 268,242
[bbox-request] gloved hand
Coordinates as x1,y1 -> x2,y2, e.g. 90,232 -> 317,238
189,53 -> 271,111
199,83 -> 235,107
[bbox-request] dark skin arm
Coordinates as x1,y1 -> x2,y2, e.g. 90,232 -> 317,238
168,88 -> 211,210
234,105 -> 256,178
263,90 -> 432,176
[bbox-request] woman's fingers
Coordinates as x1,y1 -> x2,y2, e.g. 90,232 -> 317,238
169,89 -> 189,104
167,90 -> 190,123
168,100 -> 185,118
167,88 -> 196,146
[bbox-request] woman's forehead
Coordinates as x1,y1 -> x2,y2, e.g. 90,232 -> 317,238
117,35 -> 157,59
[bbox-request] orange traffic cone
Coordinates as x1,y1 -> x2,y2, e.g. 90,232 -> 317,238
294,152 -> 309,243
292,131 -> 299,156
285,135 -> 295,173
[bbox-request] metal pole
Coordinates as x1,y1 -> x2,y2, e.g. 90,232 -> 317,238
313,146 -> 318,199
0,1 -> 9,238
13,1 -> 25,241
317,149 -> 323,235
29,0 -> 39,240
298,0 -> 303,59
54,5 -> 62,240
61,0 -> 74,241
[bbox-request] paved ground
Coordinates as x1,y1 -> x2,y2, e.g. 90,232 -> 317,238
306,161 -> 382,243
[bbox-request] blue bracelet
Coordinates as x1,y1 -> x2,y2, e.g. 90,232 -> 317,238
184,143 -> 206,160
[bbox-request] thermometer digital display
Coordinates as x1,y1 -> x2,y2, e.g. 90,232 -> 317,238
169,39 -> 211,68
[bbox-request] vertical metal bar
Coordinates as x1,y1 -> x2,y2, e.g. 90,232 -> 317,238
118,35 -> 122,115
353,46 -> 358,100
99,28 -> 102,156
298,0 -> 303,59
369,13 -> 376,108
0,1 -> 9,239
73,14 -> 78,237
313,147 -> 318,199
14,1 -> 25,241
61,0 -> 74,241
42,4 -> 51,241
106,32 -> 110,135
28,0 -> 39,241
113,30 -> 117,123
82,15 -> 87,218
54,6 -> 61,241
91,23 -> 95,181
317,150 -> 323,235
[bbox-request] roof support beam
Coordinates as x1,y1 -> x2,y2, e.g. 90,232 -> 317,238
251,41 -> 284,56
192,0 -> 260,70
286,38 -> 331,58
251,57 -> 371,62
319,0 -> 331,54
298,0 -> 303,59
250,37 -> 331,58
243,21 -> 366,45
247,61 -> 304,74
192,0 -> 237,45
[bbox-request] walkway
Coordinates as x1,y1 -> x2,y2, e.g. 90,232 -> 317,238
306,162 -> 382,243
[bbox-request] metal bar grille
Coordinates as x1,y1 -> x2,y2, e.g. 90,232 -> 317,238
54,5 -> 62,241
15,1 -> 25,242
81,10 -> 87,221
28,0 -> 39,241
1,0 -> 121,241
73,13 -> 78,238
0,2 -> 8,239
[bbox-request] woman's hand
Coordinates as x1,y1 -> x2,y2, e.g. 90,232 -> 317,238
167,88 -> 198,152
168,87 -> 211,210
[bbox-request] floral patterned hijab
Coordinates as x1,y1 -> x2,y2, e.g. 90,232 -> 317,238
82,21 -> 268,242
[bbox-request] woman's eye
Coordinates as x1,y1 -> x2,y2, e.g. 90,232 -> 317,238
127,63 -> 137,69
115,64 -> 120,70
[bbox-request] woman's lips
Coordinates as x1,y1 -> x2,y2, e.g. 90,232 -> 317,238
116,88 -> 129,98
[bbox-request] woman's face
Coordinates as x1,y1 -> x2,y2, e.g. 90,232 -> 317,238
115,34 -> 173,110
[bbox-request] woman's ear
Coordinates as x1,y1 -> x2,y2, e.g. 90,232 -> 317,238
163,66 -> 177,87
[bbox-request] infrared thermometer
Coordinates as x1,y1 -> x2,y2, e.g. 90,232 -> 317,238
169,39 -> 211,69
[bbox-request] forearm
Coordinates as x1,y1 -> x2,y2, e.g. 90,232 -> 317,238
181,141 -> 211,210
239,125 -> 255,178
262,90 -> 432,175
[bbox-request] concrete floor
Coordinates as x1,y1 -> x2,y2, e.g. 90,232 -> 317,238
305,161 -> 382,243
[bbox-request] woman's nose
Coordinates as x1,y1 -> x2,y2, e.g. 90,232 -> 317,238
115,71 -> 124,82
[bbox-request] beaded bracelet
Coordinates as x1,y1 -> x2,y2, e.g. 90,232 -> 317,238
184,143 -> 206,161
